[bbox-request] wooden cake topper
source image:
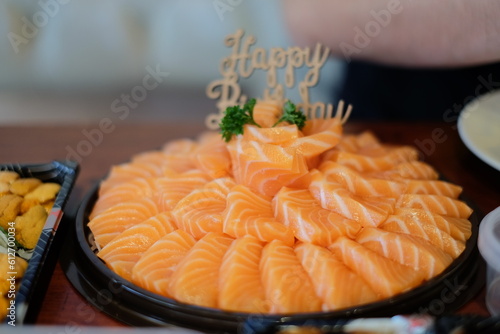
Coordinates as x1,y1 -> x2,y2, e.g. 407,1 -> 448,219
205,29 -> 351,129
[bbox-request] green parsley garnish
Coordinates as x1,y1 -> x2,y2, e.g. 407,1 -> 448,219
272,100 -> 306,130
220,98 -> 259,142
219,98 -> 307,142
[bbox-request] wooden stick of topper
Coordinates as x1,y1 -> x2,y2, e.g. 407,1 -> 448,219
205,29 -> 351,129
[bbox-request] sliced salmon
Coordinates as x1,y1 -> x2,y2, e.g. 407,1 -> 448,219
161,138 -> 198,155
252,100 -> 283,128
191,131 -> 232,179
396,194 -> 473,219
295,242 -> 380,311
380,212 -> 466,257
168,232 -> 234,308
329,236 -> 426,298
404,179 -> 462,198
390,208 -> 471,242
356,227 -> 453,279
273,187 -> 360,246
287,118 -> 343,160
260,239 -> 322,313
97,212 -> 177,281
369,161 -> 439,180
218,235 -> 267,313
326,146 -> 418,173
172,177 -> 236,239
91,177 -> 155,219
88,197 -> 159,248
223,184 -> 294,245
309,169 -> 395,226
131,229 -> 196,297
153,170 -> 212,211
319,161 -> 405,198
99,161 -> 164,194
243,124 -> 300,145
227,137 -> 308,197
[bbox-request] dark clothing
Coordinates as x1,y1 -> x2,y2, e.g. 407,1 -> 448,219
339,61 -> 500,121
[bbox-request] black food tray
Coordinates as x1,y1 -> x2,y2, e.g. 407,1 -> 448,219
1,161 -> 79,325
63,181 -> 484,333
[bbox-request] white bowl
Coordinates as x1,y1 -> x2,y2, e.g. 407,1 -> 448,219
478,206 -> 500,315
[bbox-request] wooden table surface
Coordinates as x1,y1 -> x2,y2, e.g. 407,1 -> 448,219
1,120 -> 498,328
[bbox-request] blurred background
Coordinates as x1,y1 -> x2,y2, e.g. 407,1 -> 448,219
0,0 -> 345,125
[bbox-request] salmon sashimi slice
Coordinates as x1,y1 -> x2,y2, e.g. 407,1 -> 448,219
153,170 -> 212,211
380,213 -> 466,257
218,235 -> 268,313
260,240 -> 323,313
243,124 -> 300,145
326,131 -> 381,156
88,197 -> 159,248
356,227 -> 453,279
403,179 -> 462,198
161,138 -> 198,155
223,185 -> 294,245
319,161 -> 406,198
369,161 -> 439,180
295,242 -> 380,311
287,118 -> 343,160
273,187 -> 360,246
391,208 -> 471,242
191,131 -> 232,179
396,194 -> 473,219
172,177 -> 236,239
228,137 -> 308,197
131,229 -> 196,297
91,178 -> 156,219
167,232 -> 234,308
98,161 -> 164,194
325,146 -> 418,173
309,169 -> 395,226
97,212 -> 177,281
252,100 -> 282,128
329,236 -> 426,298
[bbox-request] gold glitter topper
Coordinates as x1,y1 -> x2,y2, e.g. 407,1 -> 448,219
205,29 -> 338,129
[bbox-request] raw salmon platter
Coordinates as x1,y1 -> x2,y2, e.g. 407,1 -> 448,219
70,100 -> 481,332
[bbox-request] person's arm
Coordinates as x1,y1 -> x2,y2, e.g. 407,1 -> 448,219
283,0 -> 500,67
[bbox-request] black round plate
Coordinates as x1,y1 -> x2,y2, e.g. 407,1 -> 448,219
61,182 -> 485,333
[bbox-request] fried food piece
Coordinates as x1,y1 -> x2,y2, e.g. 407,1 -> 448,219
42,200 -> 55,214
24,183 -> 61,204
0,194 -> 23,230
14,205 -> 48,249
0,253 -> 28,295
0,295 -> 8,319
0,182 -> 9,196
0,171 -> 19,184
0,253 -> 29,319
9,178 -> 42,196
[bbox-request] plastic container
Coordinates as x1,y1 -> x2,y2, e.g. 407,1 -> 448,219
1,161 -> 79,324
478,206 -> 500,316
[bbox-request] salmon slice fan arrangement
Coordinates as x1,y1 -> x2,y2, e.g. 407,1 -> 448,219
167,232 -> 234,308
97,211 -> 177,281
218,235 -> 268,313
295,242 -> 380,311
223,184 -> 294,245
131,230 -> 196,298
88,99 -> 474,314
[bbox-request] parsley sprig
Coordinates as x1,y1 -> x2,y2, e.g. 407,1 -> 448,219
272,100 -> 306,130
219,99 -> 307,142
220,98 -> 259,142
